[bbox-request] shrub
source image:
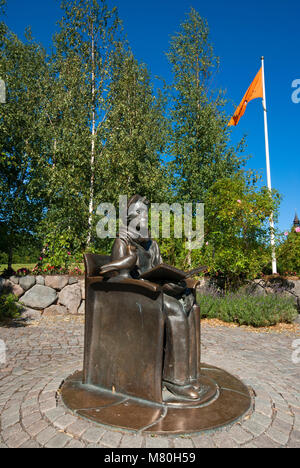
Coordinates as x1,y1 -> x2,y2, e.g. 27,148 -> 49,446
16,268 -> 31,277
197,174 -> 281,288
0,292 -> 21,321
197,293 -> 297,327
278,228 -> 300,277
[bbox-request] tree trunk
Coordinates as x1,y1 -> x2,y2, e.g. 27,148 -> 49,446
87,23 -> 96,247
7,243 -> 13,274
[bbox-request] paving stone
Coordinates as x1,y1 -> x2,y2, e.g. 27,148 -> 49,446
26,419 -> 49,437
66,419 -> 91,437
39,399 -> 57,413
191,434 -> 216,448
266,426 -> 289,446
44,406 -> 66,422
272,418 -> 292,434
44,432 -> 73,449
241,418 -> 265,437
5,430 -> 29,448
82,426 -> 106,444
22,412 -> 42,428
171,437 -> 194,448
86,443 -> 104,448
291,429 -> 300,441
53,414 -> 78,430
287,439 -> 300,448
252,434 -> 283,448
242,442 -> 259,448
1,411 -> 20,428
19,439 -> 41,448
226,425 -> 254,445
22,405 -> 40,417
100,430 -> 123,447
36,426 -> 58,445
66,439 -> 86,448
2,423 -> 23,442
120,434 -> 144,448
275,410 -> 293,425
145,436 -> 171,448
249,411 -> 272,429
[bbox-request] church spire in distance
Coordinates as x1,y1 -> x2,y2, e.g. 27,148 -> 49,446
294,212 -> 300,227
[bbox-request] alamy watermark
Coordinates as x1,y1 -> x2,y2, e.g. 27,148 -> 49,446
0,339 -> 6,365
96,195 -> 204,250
291,79 -> 300,104
292,339 -> 300,364
0,78 -> 6,104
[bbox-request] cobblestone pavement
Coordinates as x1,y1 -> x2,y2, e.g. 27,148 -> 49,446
0,317 -> 299,449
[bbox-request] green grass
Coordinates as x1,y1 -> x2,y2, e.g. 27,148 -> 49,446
0,263 -> 85,275
0,264 -> 36,275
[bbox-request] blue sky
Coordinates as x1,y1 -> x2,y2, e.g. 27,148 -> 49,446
3,0 -> 300,232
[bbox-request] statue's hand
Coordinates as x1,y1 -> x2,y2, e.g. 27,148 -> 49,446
99,264 -> 118,275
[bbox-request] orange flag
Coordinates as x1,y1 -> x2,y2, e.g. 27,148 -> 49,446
228,68 -> 263,126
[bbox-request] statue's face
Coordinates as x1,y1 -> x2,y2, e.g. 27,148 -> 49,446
128,200 -> 149,239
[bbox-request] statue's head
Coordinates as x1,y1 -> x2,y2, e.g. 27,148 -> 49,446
126,195 -> 150,241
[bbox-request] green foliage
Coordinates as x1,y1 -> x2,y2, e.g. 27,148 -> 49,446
197,293 -> 297,327
35,225 -> 82,271
197,173 -> 281,287
0,292 -> 21,321
277,228 -> 300,276
0,3 -> 284,283
167,8 -> 247,204
154,173 -> 281,287
0,28 -> 47,268
102,45 -> 170,204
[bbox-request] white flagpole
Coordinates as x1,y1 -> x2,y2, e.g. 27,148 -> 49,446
261,56 -> 277,274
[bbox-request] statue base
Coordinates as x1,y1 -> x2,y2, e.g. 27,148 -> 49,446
60,364 -> 252,435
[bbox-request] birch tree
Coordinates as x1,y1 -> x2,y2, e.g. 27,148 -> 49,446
103,45 -> 169,204
52,0 -> 121,247
168,8 -> 247,204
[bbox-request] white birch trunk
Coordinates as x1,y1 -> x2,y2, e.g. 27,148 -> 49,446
87,23 -> 96,246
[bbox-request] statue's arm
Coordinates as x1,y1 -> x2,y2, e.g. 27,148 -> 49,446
99,239 -> 137,274
111,238 -> 128,260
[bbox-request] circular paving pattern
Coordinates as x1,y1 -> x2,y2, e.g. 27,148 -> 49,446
0,316 -> 299,448
61,366 -> 251,435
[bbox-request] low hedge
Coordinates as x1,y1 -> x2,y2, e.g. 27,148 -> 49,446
197,293 -> 297,327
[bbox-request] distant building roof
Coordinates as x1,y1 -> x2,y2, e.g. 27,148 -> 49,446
294,212 -> 300,227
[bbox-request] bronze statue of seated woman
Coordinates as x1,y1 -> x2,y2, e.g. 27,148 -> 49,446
61,194 -> 252,433
98,194 -> 204,401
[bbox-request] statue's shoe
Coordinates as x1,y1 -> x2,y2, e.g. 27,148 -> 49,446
164,382 -> 200,400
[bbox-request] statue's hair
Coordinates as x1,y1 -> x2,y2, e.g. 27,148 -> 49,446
127,194 -> 150,208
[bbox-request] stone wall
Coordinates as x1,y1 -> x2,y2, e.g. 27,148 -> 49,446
0,275 -> 85,318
